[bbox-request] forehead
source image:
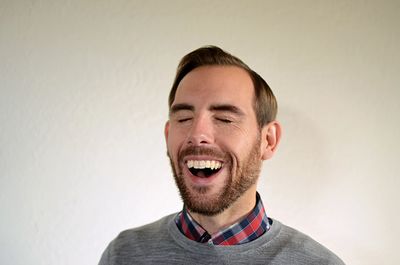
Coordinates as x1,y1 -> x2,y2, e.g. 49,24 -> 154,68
173,66 -> 255,109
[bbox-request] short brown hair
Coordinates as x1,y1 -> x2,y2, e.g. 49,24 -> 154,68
168,46 -> 277,127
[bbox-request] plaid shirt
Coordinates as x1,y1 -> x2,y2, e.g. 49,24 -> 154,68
175,193 -> 270,245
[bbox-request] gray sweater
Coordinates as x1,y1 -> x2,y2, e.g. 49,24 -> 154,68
99,213 -> 345,265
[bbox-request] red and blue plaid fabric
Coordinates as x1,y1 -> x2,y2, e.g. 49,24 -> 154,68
175,193 -> 270,245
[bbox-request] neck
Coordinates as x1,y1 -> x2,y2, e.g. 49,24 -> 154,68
188,188 -> 257,235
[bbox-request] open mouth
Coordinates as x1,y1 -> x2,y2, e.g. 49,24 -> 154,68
187,160 -> 223,178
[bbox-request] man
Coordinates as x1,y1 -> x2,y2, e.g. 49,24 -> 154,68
99,46 -> 345,264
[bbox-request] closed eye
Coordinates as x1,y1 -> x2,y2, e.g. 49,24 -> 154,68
178,118 -> 192,123
216,118 -> 233,123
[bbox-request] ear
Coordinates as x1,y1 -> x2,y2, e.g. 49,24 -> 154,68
164,121 -> 170,143
260,121 -> 282,160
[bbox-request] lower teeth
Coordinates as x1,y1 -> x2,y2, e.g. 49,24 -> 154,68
189,168 -> 219,178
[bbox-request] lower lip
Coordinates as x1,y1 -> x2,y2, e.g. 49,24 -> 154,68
183,166 -> 223,186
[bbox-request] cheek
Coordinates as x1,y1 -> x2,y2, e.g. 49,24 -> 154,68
218,129 -> 254,150
166,129 -> 184,158
221,133 -> 260,164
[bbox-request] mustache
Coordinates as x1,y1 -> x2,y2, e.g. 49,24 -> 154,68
178,146 -> 228,162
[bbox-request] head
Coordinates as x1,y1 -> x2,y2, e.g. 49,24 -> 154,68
168,46 -> 278,129
165,46 -> 281,216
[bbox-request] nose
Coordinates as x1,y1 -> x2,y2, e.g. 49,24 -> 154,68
186,115 -> 214,146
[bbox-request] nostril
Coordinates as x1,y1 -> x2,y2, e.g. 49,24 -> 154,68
186,134 -> 212,146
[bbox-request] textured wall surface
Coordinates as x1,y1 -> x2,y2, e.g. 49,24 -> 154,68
1,0 -> 399,264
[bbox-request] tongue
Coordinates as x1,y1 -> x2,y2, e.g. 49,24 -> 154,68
196,170 -> 207,178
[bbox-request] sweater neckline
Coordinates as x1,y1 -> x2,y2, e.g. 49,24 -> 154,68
167,213 -> 283,255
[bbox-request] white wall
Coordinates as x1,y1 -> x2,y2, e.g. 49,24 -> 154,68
1,0 -> 399,264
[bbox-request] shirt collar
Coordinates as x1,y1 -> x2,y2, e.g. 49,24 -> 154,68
175,192 -> 270,245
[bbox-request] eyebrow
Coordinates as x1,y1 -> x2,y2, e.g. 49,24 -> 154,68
170,103 -> 194,115
170,103 -> 245,116
209,104 -> 245,116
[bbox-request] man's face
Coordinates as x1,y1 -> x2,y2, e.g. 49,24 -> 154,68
165,66 -> 264,216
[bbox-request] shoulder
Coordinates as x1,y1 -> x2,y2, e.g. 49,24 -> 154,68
116,213 -> 175,242
267,219 -> 345,265
99,213 -> 177,265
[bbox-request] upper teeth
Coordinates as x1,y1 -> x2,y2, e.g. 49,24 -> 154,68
187,160 -> 222,170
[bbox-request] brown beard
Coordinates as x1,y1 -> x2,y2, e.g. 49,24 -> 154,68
168,137 -> 262,216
